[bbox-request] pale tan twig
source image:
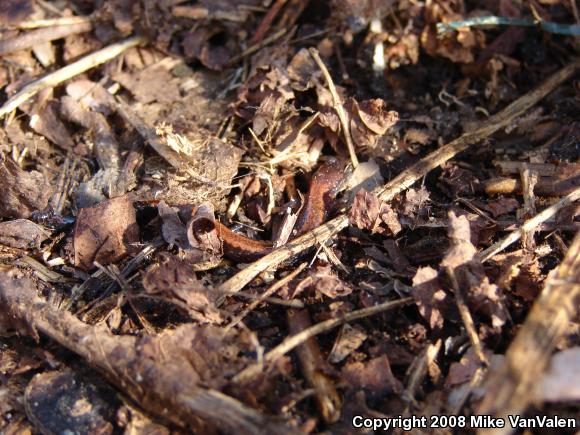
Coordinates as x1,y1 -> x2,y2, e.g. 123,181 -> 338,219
218,59 -> 580,296
309,47 -> 359,168
0,22 -> 92,55
0,35 -> 145,119
233,297 -> 412,383
478,186 -> 580,262
7,15 -> 92,30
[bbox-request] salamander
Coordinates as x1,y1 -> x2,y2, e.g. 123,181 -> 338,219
192,159 -> 348,262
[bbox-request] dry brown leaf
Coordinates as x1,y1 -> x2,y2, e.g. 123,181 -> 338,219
114,61 -> 181,104
142,253 -> 222,323
157,201 -> 192,250
443,212 -> 508,327
342,355 -> 403,395
411,266 -> 448,330
73,195 -> 140,271
328,324 -> 368,364
402,187 -> 430,219
293,264 -> 352,299
484,197 -> 519,218
349,188 -> 401,235
445,347 -> 492,388
0,219 -> 49,250
0,157 -> 53,219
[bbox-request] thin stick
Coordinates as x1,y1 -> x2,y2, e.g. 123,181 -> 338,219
233,297 -> 412,383
309,47 -> 359,168
403,340 -> 442,407
225,262 -> 307,331
218,59 -> 580,296
250,0 -> 288,44
0,35 -> 145,119
287,309 -> 341,423
0,22 -> 92,56
227,27 -> 288,66
446,267 -> 489,366
7,16 -> 92,30
478,186 -> 580,262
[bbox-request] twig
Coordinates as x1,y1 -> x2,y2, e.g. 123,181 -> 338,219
477,187 -> 580,262
172,5 -> 248,22
375,61 -> 580,203
287,309 -> 341,423
218,59 -> 580,296
6,15 -> 92,30
309,47 -> 359,168
0,35 -> 145,119
227,27 -> 289,66
250,0 -> 288,44
0,22 -> 92,56
483,175 -> 579,196
14,255 -> 70,283
403,340 -> 442,408
233,297 -> 412,383
572,0 -> 580,25
477,231 -> 580,435
445,266 -> 489,366
225,262 -> 307,331
519,165 -> 538,251
231,291 -> 304,308
0,273 -> 299,435
73,240 -> 161,313
437,15 -> 580,36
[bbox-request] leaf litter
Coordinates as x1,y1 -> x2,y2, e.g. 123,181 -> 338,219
0,0 -> 579,433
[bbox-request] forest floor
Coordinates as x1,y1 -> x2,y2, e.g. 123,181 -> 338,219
0,0 -> 579,434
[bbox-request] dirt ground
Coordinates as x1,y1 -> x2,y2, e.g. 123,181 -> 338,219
0,0 -> 579,434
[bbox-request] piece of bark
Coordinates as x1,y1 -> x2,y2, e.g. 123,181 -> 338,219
287,309 -> 342,423
0,272 -> 299,434
0,156 -> 53,219
0,22 -> 92,56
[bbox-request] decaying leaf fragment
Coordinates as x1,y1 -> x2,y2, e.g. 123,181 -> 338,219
341,355 -> 403,396
319,97 -> 398,151
411,266 -> 449,330
349,188 -> 401,235
442,212 -> 508,327
0,219 -> 49,249
142,253 -> 222,323
0,156 -> 53,219
0,272 -> 297,434
73,195 -> 139,271
293,263 -> 352,299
